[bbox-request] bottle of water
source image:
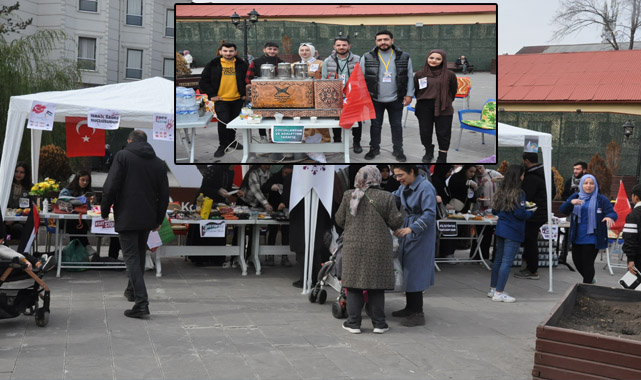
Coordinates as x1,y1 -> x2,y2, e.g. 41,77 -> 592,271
185,105 -> 198,122
183,88 -> 196,107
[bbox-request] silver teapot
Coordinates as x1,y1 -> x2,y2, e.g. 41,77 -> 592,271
277,62 -> 292,78
293,63 -> 309,79
260,64 -> 275,78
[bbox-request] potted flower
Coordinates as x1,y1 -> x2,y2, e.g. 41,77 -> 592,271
29,178 -> 60,210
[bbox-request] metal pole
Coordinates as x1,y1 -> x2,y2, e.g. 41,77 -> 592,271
243,19 -> 248,61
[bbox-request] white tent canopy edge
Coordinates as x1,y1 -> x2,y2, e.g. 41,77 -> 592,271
497,122 -> 555,292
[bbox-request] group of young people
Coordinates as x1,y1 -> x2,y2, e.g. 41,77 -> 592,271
198,30 -> 470,163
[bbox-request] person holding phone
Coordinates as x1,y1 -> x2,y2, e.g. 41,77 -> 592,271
623,184 -> 641,275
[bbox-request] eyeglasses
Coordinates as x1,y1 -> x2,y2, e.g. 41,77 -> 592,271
299,42 -> 312,46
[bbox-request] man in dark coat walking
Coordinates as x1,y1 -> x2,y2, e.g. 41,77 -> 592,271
101,130 -> 169,318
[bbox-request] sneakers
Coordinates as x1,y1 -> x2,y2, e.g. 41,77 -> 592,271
373,324 -> 389,334
342,321 -> 361,334
391,308 -> 412,318
265,255 -> 275,266
281,255 -> 292,267
487,288 -> 496,298
514,269 -> 539,280
214,146 -> 226,157
364,148 -> 380,160
85,245 -> 97,255
35,254 -> 53,272
492,292 -> 516,303
401,312 -> 425,327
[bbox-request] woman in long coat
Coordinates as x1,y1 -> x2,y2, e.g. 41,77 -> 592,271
392,165 -> 438,327
335,166 -> 404,334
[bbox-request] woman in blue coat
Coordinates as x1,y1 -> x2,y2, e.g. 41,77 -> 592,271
391,165 -> 437,327
560,174 -> 616,284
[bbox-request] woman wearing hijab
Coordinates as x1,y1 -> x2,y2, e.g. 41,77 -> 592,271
560,175 -> 616,284
294,42 -> 323,77
335,166 -> 404,334
413,49 -> 458,163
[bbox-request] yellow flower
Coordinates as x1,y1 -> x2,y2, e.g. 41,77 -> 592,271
31,185 -> 38,191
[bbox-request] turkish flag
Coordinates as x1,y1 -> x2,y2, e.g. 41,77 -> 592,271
339,62 -> 376,129
611,181 -> 632,235
65,117 -> 105,157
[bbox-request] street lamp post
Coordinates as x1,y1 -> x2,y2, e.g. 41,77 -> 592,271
230,9 -> 259,61
622,120 -> 641,181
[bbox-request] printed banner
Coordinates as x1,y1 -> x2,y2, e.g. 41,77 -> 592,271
272,125 -> 304,143
88,108 -> 121,130
199,220 -> 226,238
27,101 -> 56,131
91,218 -> 118,235
524,136 -> 539,153
437,220 -> 458,237
153,113 -> 174,141
539,224 -> 558,240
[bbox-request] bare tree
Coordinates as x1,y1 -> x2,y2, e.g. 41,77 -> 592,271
553,0 -> 641,49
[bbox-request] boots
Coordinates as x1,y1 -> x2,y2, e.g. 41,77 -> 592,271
353,140 -> 363,154
124,304 -> 150,319
422,144 -> 434,163
401,312 -> 425,327
436,151 -> 447,163
391,308 -> 413,318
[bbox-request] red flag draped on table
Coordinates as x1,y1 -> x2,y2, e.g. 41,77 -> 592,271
65,116 -> 105,157
611,181 -> 632,235
339,62 -> 375,129
17,203 -> 40,254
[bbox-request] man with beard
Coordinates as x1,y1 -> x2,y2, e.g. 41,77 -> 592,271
360,30 -> 414,162
322,36 -> 364,153
199,43 -> 248,158
246,42 -> 284,143
562,161 -> 588,201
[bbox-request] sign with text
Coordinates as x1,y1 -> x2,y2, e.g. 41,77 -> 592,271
153,113 -> 174,141
199,220 -> 226,238
271,125 -> 304,143
539,224 -> 559,240
88,108 -> 121,130
27,101 -> 56,131
437,220 -> 458,237
91,218 -> 118,235
524,135 -> 539,153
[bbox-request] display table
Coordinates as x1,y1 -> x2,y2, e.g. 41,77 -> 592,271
250,218 -> 292,275
227,117 -> 350,163
435,217 -> 497,271
176,112 -> 213,163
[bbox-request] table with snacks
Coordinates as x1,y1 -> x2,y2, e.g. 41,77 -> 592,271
227,116 -> 349,163
176,111 -> 214,163
435,213 -> 497,271
250,212 -> 292,275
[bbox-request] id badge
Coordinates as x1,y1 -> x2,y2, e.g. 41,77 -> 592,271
382,71 -> 392,83
19,197 -> 30,208
418,77 -> 428,89
340,74 -> 346,86
310,64 -> 319,72
467,189 -> 474,199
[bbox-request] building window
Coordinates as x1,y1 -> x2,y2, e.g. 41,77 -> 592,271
79,0 -> 97,12
126,49 -> 142,79
163,59 -> 174,80
126,0 -> 142,26
78,37 -> 96,70
166,9 -> 174,37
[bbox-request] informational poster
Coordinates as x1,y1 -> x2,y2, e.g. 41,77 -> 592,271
539,224 -> 558,240
147,230 -> 162,249
152,113 -> 174,141
524,136 -> 539,153
88,108 -> 121,130
199,220 -> 226,238
437,220 -> 458,237
91,218 -> 118,235
271,125 -> 304,143
27,101 -> 56,131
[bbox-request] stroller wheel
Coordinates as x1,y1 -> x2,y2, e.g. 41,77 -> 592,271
318,289 -> 327,304
35,309 -> 49,327
332,301 -> 346,319
308,288 -> 318,303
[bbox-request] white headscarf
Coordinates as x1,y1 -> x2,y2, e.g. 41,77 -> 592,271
299,43 -> 316,64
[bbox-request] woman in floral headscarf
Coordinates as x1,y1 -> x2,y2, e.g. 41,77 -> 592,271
335,166 -> 403,334
560,174 -> 616,284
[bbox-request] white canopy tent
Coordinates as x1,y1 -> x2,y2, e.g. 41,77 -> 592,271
0,77 -> 202,213
498,122 -> 555,292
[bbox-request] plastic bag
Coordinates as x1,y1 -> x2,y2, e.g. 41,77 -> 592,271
157,217 -> 175,244
393,258 -> 404,292
145,250 -> 155,271
61,239 -> 90,272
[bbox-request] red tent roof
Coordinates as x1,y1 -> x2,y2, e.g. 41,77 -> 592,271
499,50 -> 641,103
176,5 -> 496,19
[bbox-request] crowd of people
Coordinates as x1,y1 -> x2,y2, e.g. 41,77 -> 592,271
197,30 -> 473,163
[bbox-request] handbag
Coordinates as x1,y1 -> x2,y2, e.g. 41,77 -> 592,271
448,198 -> 465,212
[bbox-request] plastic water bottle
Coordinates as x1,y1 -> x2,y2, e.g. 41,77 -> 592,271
185,105 -> 198,122
42,199 -> 49,213
196,193 -> 204,211
183,88 -> 196,107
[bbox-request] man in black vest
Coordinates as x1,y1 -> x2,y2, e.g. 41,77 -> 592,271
246,42 -> 284,142
360,30 -> 414,162
199,43 -> 248,157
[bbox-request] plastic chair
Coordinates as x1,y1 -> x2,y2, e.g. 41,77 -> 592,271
455,98 -> 496,151
402,96 -> 416,128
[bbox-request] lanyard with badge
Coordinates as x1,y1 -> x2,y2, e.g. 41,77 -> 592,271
334,55 -> 351,86
378,50 -> 394,83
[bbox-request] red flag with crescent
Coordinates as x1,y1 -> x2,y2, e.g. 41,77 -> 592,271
65,116 -> 105,157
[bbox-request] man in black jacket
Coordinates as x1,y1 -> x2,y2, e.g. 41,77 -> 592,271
199,42 -> 248,157
101,130 -> 169,318
623,184 -> 641,274
515,152 -> 555,280
561,161 -> 587,201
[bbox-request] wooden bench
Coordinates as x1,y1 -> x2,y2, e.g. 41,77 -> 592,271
448,61 -> 474,74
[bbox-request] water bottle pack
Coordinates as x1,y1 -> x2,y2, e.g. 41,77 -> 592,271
176,87 -> 198,122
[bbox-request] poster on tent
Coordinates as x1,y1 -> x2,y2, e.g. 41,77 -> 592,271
27,101 -> 56,131
152,113 -> 174,141
88,108 -> 121,130
524,136 -> 539,152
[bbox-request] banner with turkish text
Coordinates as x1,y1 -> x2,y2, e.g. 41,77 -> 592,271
65,117 -> 105,157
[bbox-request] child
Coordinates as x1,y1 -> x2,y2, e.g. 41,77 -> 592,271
623,184 -> 641,274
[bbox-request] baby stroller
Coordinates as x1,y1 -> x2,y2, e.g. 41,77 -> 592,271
0,257 -> 52,327
308,233 -> 351,319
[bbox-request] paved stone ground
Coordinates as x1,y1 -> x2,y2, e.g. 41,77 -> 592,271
0,244 -> 627,380
176,73 -> 497,164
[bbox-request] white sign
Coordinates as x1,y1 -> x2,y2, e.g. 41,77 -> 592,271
27,101 -> 56,131
539,224 -> 558,240
88,108 -> 121,130
199,220 -> 226,238
91,218 -> 118,235
153,113 -> 174,141
147,230 -> 162,249
290,165 -> 335,213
